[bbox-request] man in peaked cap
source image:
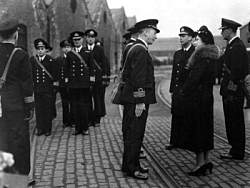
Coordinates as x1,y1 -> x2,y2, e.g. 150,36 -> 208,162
55,39 -> 74,128
85,28 -> 107,128
166,26 -> 195,150
70,31 -> 85,52
30,38 -> 57,137
219,18 -> 248,160
66,30 -> 95,136
0,18 -> 34,180
121,19 -> 159,180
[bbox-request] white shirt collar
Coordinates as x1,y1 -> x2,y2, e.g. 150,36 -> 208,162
39,55 -> 46,61
184,44 -> 192,51
138,37 -> 148,48
88,44 -> 95,50
75,46 -> 82,52
228,36 -> 238,44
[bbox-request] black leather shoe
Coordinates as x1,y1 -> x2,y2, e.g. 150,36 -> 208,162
165,144 -> 176,150
72,131 -> 81,135
28,179 -> 36,187
127,171 -> 148,180
220,153 -> 244,160
94,123 -> 100,127
139,166 -> 149,173
82,130 -> 89,135
35,131 -> 45,136
45,132 -> 51,136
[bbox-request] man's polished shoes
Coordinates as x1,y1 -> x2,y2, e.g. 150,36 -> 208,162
83,130 -> 89,135
127,171 -> 148,180
220,153 -> 244,160
139,166 -> 149,173
165,144 -> 176,150
72,131 -> 81,135
35,131 -> 45,136
45,132 -> 51,136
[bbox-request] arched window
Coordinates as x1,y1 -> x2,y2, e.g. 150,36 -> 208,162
103,11 -> 107,24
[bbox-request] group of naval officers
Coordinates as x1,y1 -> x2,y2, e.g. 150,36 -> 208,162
32,29 -> 110,137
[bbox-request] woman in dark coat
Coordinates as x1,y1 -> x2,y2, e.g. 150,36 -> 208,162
179,26 -> 220,176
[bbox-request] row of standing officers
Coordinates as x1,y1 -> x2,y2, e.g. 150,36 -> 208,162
32,29 -> 110,136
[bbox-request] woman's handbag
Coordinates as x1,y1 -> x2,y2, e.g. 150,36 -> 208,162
110,43 -> 146,104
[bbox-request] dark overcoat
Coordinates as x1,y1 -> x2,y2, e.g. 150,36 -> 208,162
169,45 -> 195,115
178,45 -> 219,153
121,39 -> 156,104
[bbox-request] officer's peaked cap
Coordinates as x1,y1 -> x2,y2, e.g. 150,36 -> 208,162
179,26 -> 195,37
219,18 -> 242,31
34,38 -> 47,49
70,31 -> 84,39
135,19 -> 160,33
0,18 -> 19,36
85,29 -> 98,37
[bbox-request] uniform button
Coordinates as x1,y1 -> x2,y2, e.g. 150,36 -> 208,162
81,69 -> 83,71
43,80 -> 45,82
37,77 -> 39,79
37,70 -> 39,72
177,64 -> 180,66
81,65 -> 83,67
73,74 -> 75,76
81,74 -> 83,76
37,80 -> 39,83
176,84 -> 178,87
42,70 -> 45,72
73,65 -> 75,67
177,71 -> 179,73
176,78 -> 178,80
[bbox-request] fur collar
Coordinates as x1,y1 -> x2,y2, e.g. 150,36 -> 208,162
187,45 -> 220,68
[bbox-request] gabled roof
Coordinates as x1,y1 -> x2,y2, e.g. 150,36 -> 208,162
110,7 -> 126,26
85,0 -> 112,27
127,16 -> 136,27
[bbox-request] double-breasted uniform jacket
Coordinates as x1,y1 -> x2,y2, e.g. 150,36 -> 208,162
220,37 -> 249,96
30,54 -> 57,93
0,43 -> 34,111
121,39 -> 156,104
56,54 -> 68,88
90,45 -> 106,83
65,47 -> 95,88
169,45 -> 195,115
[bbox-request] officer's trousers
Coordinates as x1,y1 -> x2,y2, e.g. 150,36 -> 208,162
121,103 -> 149,174
0,111 -> 30,175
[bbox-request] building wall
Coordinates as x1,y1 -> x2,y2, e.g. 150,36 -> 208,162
0,0 -> 92,58
240,24 -> 250,49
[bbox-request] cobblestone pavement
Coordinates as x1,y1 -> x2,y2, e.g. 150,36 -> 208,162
156,78 -> 250,188
31,79 -> 168,188
30,74 -> 250,188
